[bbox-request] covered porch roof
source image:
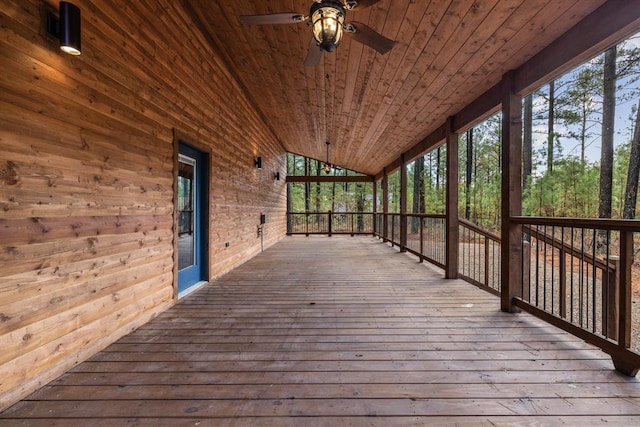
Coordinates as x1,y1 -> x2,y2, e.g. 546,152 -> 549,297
3,237 -> 639,424
185,0 -> 637,175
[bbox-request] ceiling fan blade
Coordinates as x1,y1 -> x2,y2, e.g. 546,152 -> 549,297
344,0 -> 383,11
239,13 -> 306,25
304,38 -> 323,67
345,22 -> 395,54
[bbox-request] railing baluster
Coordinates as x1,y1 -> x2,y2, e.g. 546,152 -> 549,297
580,227 -> 585,328
570,227 -> 575,324
559,245 -> 567,319
484,236 -> 489,288
551,226 -> 555,315
605,255 -> 619,340
522,237 -> 530,301
419,217 -> 424,262
543,225 -> 548,311
535,226 -> 540,307
559,227 -> 566,319
591,229 -> 598,333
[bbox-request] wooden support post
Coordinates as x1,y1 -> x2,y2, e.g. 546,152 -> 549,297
328,211 -> 333,237
373,179 -> 378,236
500,71 -> 523,313
400,154 -> 408,252
382,169 -> 389,242
351,213 -> 355,236
445,117 -> 459,279
611,231 -> 638,376
305,213 -> 309,237
618,232 -> 632,348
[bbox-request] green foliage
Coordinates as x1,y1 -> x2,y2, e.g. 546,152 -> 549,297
387,170 -> 401,213
406,149 -> 446,215
286,153 -> 373,213
525,157 -> 600,217
458,113 -> 502,231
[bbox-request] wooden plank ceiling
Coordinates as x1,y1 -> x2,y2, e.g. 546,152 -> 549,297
184,0 -> 607,175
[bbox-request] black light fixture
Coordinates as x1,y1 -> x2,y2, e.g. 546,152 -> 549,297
47,2 -> 82,56
310,0 -> 345,52
324,141 -> 332,174
254,156 -> 262,169
274,171 -> 281,181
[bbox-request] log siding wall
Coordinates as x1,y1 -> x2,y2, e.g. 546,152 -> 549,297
0,0 -> 286,410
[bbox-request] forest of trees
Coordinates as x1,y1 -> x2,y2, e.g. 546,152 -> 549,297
288,33 -> 640,235
286,155 -> 373,213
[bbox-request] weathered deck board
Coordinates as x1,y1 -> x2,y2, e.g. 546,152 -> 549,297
2,236 -> 640,425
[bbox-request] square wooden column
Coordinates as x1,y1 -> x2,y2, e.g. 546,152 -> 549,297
501,71 -> 523,313
373,178 -> 378,236
400,154 -> 408,252
382,168 -> 389,242
445,117 -> 459,279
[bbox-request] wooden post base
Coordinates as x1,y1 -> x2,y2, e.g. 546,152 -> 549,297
612,355 -> 640,377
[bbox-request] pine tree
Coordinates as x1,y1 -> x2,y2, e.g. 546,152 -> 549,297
623,102 -> 640,219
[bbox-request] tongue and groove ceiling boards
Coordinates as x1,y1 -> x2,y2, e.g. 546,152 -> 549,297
184,0 -> 607,175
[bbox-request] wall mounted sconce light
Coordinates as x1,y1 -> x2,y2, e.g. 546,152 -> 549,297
254,156 -> 262,169
46,1 -> 82,55
274,171 -> 280,181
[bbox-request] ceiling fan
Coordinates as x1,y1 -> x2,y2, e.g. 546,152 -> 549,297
239,0 -> 396,67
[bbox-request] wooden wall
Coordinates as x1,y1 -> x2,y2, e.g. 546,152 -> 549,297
0,0 -> 287,410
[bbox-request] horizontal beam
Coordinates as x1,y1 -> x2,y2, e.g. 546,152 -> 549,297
404,123 -> 448,164
452,83 -> 502,133
375,158 -> 401,181
286,175 -> 374,183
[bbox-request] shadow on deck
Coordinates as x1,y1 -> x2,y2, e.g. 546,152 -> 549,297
2,236 -> 640,425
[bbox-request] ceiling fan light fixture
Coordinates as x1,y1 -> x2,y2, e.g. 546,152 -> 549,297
324,140 -> 332,174
310,1 -> 345,52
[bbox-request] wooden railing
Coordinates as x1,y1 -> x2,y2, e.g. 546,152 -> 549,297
287,212 -> 375,236
512,217 -> 640,375
385,213 -> 402,246
406,214 -> 446,267
458,218 -> 501,295
374,213 -> 446,268
375,214 -> 499,286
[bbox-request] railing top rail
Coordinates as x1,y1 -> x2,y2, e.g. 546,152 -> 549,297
523,224 -> 614,271
287,211 -> 375,215
459,218 -> 501,242
375,212 -> 446,219
404,213 -> 446,219
512,216 -> 640,231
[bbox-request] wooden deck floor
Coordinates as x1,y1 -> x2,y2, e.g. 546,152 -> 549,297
3,236 -> 640,426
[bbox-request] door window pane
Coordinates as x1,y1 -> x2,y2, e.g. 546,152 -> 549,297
178,154 -> 196,270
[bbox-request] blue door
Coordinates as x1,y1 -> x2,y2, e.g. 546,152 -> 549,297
177,142 -> 207,295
